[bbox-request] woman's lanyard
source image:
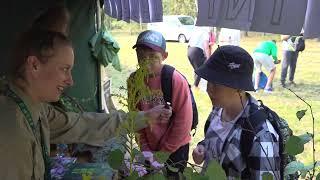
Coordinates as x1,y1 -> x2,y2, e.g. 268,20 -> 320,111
5,88 -> 51,180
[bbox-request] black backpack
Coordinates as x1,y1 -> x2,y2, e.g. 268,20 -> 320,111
161,65 -> 199,136
202,99 -> 296,179
291,36 -> 305,52
240,100 -> 297,180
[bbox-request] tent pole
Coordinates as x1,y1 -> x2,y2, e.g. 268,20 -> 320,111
95,0 -> 103,112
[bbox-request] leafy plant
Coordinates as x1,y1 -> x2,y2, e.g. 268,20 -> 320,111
107,149 -> 124,169
107,62 -> 209,179
283,88 -> 319,179
204,161 -> 226,180
262,172 -> 274,180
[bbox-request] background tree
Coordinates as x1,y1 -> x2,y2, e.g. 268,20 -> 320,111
162,0 -> 197,17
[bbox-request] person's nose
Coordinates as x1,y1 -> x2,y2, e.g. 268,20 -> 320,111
65,73 -> 74,86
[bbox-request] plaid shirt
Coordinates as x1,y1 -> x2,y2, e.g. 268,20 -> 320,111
199,96 -> 280,180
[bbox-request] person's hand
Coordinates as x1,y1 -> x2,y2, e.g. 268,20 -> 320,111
142,151 -> 154,162
142,151 -> 164,170
145,105 -> 172,124
275,59 -> 281,64
150,160 -> 164,170
192,145 -> 205,164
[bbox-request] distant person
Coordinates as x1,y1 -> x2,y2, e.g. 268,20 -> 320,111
218,28 -> 241,46
280,33 -> 305,87
127,30 -> 193,179
252,40 -> 280,93
187,27 -> 211,88
209,29 -> 216,53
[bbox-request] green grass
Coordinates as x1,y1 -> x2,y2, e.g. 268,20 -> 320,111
105,33 -> 320,165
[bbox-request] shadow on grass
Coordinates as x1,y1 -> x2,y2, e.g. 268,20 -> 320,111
281,82 -> 320,100
255,80 -> 320,101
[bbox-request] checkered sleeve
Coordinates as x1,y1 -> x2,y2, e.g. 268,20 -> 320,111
247,123 -> 281,180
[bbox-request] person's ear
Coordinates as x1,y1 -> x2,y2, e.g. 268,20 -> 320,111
162,52 -> 168,60
26,56 -> 41,73
235,89 -> 242,95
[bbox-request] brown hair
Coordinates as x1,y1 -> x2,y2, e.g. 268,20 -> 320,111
31,3 -> 70,35
8,29 -> 72,81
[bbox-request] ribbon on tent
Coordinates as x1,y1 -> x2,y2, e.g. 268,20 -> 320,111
104,0 -> 163,23
196,0 -> 311,36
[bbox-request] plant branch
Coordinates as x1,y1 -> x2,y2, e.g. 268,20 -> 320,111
287,88 -> 316,178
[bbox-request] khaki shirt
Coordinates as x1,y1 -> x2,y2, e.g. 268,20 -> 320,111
0,85 -> 146,180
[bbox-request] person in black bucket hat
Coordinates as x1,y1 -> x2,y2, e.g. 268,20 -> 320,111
192,45 -> 281,179
195,45 -> 255,91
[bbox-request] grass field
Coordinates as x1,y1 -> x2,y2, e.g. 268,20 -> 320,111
105,33 -> 320,166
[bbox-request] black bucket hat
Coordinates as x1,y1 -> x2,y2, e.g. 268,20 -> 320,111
195,45 -> 255,91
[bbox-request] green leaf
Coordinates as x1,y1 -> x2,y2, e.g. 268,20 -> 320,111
262,172 -> 274,180
300,162 -> 320,178
316,172 -> 320,180
285,135 -> 304,155
296,109 -> 307,120
126,171 -> 139,180
303,163 -> 314,171
154,151 -> 170,163
284,161 -> 305,176
300,169 -> 308,179
183,167 -> 194,180
204,160 -> 227,180
132,148 -> 141,159
192,174 -> 209,180
107,149 -> 124,169
167,164 -> 179,173
298,133 -> 313,144
184,169 -> 208,180
144,173 -> 166,180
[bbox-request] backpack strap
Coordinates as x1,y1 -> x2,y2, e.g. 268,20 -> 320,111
203,107 -> 219,135
240,102 -> 267,155
155,65 -> 175,151
259,101 -> 285,180
241,99 -> 285,180
161,64 -> 175,104
240,99 -> 268,178
161,64 -> 199,136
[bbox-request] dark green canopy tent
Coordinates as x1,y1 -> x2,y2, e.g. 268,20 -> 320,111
1,0 -> 108,111
0,0 -> 163,112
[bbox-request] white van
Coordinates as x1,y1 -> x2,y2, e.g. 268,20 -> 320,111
147,15 -> 195,43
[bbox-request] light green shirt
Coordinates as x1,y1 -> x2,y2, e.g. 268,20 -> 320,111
0,84 -> 146,180
254,41 -> 278,62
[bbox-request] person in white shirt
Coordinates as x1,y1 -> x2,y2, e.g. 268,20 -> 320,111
187,27 -> 211,88
280,34 -> 301,87
218,28 -> 241,46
